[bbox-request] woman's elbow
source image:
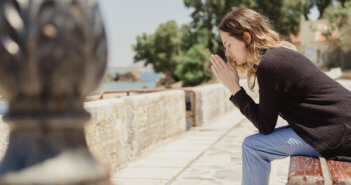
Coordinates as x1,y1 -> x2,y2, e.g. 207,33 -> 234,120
252,118 -> 276,135
259,129 -> 274,135
258,123 -> 275,135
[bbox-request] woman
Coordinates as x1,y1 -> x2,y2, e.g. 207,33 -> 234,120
210,7 -> 351,185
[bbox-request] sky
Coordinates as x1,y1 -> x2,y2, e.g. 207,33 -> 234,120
98,0 -> 193,67
98,0 -> 319,68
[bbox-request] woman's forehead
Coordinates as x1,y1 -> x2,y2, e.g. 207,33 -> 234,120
220,33 -> 236,45
219,31 -> 231,40
219,30 -> 230,36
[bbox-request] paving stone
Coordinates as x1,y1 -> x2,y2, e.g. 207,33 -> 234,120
111,178 -> 168,185
193,153 -> 233,167
171,179 -> 223,185
156,143 -> 209,152
213,168 -> 241,181
113,167 -> 182,179
177,166 -> 214,179
147,151 -> 201,158
128,156 -> 193,168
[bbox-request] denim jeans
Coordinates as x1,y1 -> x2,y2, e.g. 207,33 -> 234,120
241,125 -> 321,185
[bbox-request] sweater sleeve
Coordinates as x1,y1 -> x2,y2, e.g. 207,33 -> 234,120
229,64 -> 286,135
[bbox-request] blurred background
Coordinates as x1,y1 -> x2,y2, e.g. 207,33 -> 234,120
97,0 -> 351,88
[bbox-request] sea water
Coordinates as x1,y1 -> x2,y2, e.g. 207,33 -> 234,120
0,72 -> 162,115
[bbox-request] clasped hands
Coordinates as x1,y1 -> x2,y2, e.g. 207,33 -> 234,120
210,54 -> 241,95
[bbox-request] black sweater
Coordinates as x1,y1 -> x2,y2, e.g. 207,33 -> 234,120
229,47 -> 351,162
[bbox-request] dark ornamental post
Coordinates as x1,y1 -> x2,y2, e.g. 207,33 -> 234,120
0,0 -> 112,184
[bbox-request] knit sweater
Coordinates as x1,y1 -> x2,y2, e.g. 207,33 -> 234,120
229,47 -> 351,162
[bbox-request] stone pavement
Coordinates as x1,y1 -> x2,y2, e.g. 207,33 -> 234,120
111,107 -> 290,185
111,79 -> 351,185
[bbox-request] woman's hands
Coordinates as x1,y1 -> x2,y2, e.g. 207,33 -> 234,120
210,54 -> 241,95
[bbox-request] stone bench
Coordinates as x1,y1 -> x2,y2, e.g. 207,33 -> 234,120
288,155 -> 351,185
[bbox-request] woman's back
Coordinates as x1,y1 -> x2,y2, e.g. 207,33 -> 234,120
252,46 -> 351,161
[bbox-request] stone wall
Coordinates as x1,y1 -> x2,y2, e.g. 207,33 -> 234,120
0,118 -> 8,161
189,79 -> 258,127
84,90 -> 186,173
187,84 -> 233,127
0,83 -> 246,173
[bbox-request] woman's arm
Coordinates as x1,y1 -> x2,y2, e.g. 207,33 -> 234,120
229,65 -> 286,135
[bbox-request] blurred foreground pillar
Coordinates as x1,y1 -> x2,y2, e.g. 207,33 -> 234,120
0,0 -> 112,184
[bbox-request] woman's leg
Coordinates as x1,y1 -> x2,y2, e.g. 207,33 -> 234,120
241,126 -> 321,185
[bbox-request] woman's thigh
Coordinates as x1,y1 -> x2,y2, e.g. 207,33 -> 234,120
242,125 -> 321,161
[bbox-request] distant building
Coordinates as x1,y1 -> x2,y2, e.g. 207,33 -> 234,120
106,61 -> 162,82
290,19 -> 340,67
107,61 -> 154,75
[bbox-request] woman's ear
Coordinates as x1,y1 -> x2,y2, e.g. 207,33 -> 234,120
243,32 -> 251,45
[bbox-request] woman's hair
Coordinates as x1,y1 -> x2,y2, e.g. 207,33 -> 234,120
217,7 -> 297,91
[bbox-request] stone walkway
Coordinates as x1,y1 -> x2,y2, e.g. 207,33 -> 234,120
111,108 -> 290,185
111,79 -> 351,185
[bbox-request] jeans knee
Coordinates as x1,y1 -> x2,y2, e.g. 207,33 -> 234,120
242,134 -> 259,151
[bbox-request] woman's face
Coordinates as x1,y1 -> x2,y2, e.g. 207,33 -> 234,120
219,30 -> 248,65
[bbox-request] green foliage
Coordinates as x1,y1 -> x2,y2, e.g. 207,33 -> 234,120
315,0 -> 333,18
132,0 -> 350,87
133,20 -> 213,86
321,1 -> 351,69
184,0 -> 309,37
302,0 -> 349,19
303,0 -> 315,19
323,1 -> 351,38
175,44 -> 212,86
133,21 -> 182,80
243,0 -> 305,36
181,0 -> 314,65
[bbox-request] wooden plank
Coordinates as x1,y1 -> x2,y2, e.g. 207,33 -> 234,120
327,160 -> 351,185
288,156 -> 324,185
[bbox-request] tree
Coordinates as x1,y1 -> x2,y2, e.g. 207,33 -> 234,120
175,44 -> 212,86
133,21 -> 182,80
133,21 -> 213,86
184,0 -> 310,37
303,0 -> 315,20
183,0 -> 241,56
340,0 -> 351,7
321,1 -> 351,69
133,0 -> 350,87
315,0 -> 333,18
302,0 -> 350,20
182,0 -> 312,62
244,0 -> 306,36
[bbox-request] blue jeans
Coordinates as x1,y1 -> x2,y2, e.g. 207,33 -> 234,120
241,125 -> 321,185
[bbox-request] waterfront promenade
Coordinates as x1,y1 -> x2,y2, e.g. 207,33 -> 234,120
0,79 -> 349,185
111,109 -> 290,185
111,79 -> 351,185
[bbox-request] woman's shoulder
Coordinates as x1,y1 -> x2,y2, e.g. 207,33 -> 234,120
266,46 -> 299,56
256,46 -> 307,83
257,46 -> 301,72
261,46 -> 299,62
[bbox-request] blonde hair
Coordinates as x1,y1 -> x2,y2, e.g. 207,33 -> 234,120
217,7 -> 297,91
